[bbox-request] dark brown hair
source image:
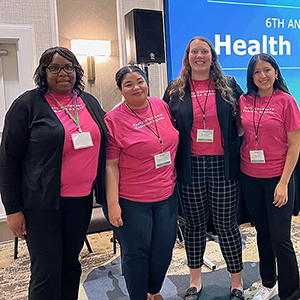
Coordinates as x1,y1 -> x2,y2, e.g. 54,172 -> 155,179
115,65 -> 148,90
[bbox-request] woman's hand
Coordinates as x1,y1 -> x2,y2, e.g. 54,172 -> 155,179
7,212 -> 27,240
106,158 -> 123,227
273,182 -> 288,208
237,126 -> 244,137
108,203 -> 123,227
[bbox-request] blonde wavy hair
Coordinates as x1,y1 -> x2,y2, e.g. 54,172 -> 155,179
168,37 -> 237,109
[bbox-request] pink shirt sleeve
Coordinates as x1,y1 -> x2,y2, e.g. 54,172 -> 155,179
283,96 -> 300,133
104,116 -> 121,160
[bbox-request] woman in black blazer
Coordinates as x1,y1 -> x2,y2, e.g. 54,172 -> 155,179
163,36 -> 244,300
0,47 -> 107,300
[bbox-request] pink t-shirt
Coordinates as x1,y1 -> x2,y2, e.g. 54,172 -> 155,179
190,79 -> 224,156
239,89 -> 300,178
45,92 -> 101,197
105,97 -> 179,202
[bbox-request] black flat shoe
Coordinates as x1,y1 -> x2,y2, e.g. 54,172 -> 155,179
184,286 -> 203,300
229,289 -> 244,300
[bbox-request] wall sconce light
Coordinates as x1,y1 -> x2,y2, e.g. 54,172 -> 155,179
71,39 -> 111,82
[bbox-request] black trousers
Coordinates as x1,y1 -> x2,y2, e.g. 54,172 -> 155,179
23,193 -> 93,300
241,173 -> 300,300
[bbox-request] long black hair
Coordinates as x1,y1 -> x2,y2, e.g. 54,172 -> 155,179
246,53 -> 289,95
34,46 -> 85,95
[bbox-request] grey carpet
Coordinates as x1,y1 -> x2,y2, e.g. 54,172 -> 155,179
83,256 -> 279,300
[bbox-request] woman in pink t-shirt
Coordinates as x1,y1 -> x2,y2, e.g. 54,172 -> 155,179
239,53 -> 300,300
163,37 -> 244,300
104,66 -> 179,300
0,47 -> 107,300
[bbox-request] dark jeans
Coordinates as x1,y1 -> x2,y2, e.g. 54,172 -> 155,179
23,193 -> 93,300
110,190 -> 178,300
241,173 -> 300,300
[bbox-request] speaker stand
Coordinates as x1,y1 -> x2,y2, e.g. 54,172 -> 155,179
141,63 -> 150,96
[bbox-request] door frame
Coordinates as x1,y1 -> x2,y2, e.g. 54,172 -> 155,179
0,25 -> 36,220
0,24 -> 36,94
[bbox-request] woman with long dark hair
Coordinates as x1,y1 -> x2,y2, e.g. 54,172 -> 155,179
239,53 -> 300,300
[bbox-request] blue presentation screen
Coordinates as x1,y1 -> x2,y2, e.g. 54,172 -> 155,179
164,0 -> 300,103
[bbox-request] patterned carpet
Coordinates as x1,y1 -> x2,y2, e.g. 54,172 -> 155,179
0,216 -> 300,300
0,232 -> 116,300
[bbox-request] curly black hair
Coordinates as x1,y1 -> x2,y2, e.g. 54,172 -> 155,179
34,46 -> 85,95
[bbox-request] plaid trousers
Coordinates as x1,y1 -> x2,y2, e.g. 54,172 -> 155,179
178,155 -> 243,273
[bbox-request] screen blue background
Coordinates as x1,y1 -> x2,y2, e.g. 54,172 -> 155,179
164,0 -> 300,103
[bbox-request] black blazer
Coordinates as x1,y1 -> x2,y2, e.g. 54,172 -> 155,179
163,77 -> 243,185
0,88 -> 107,214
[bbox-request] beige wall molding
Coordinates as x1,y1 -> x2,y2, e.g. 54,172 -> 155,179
0,24 -> 36,93
50,0 -> 59,46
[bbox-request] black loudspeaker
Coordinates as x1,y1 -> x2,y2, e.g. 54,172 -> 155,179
125,9 -> 165,64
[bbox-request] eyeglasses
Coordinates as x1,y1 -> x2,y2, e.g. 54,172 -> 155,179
46,65 -> 75,74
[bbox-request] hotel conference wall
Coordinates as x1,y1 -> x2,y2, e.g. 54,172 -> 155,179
0,0 -> 165,219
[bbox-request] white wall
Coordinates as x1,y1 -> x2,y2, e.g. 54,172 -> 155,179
0,0 -> 57,59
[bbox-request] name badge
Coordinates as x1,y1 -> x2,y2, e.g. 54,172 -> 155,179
197,129 -> 214,142
250,150 -> 265,163
154,151 -> 171,169
72,132 -> 94,150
